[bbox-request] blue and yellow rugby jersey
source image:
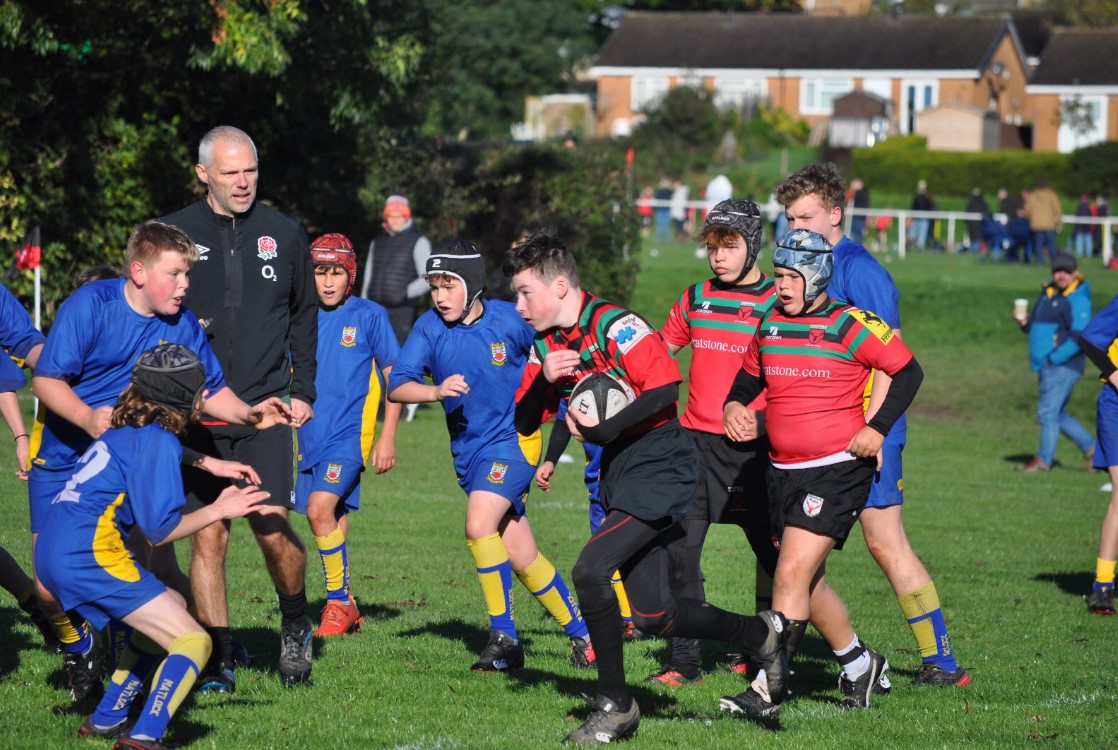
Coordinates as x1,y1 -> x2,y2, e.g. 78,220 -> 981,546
0,282 -> 45,364
35,425 -> 186,609
33,279 -> 224,472
387,299 -> 541,484
298,296 -> 399,469
1080,293 -> 1118,382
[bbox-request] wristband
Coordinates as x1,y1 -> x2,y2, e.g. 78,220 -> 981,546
13,433 -> 28,441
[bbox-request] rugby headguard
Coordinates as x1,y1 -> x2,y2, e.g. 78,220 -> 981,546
704,199 -> 763,281
425,239 -> 486,320
310,233 -> 357,298
132,343 -> 207,417
772,229 -> 834,313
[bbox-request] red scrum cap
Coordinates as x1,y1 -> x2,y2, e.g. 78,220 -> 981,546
310,233 -> 357,298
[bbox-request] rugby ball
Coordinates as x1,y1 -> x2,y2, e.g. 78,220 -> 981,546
568,372 -> 634,426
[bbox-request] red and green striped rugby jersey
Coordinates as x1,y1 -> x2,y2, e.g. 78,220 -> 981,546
661,276 -> 776,434
519,291 -> 681,438
743,299 -> 914,465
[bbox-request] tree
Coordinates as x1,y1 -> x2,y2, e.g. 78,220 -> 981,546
0,0 -> 428,320
421,1 -> 595,141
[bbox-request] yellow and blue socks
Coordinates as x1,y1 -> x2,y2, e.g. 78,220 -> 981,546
53,612 -> 93,656
1093,557 -> 1116,590
467,533 -> 517,639
516,552 -> 589,640
314,526 -> 351,603
130,631 -> 212,741
898,582 -> 959,672
90,627 -> 162,730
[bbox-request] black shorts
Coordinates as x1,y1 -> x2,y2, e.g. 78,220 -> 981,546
600,419 -> 698,524
767,458 -> 875,549
685,429 -> 769,527
182,423 -> 294,511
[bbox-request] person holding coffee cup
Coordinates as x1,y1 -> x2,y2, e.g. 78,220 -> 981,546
1015,253 -> 1095,472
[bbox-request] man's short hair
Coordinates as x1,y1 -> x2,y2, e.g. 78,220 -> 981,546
502,232 -> 580,288
775,162 -> 846,212
126,221 -> 199,267
198,125 -> 257,167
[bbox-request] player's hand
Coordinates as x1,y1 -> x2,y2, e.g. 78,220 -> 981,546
213,483 -> 270,520
197,456 -> 262,485
722,402 -> 755,442
846,426 -> 885,470
535,460 -> 555,491
82,405 -> 114,439
248,397 -> 293,429
435,374 -> 469,401
370,439 -> 396,474
289,398 -> 314,427
542,349 -> 581,383
14,434 -> 29,481
565,409 -> 590,442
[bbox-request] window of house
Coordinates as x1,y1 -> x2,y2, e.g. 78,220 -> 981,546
800,78 -> 854,115
631,77 -> 669,112
713,77 -> 766,110
1057,94 -> 1108,153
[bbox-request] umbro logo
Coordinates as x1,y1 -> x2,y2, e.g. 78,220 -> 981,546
195,244 -> 211,261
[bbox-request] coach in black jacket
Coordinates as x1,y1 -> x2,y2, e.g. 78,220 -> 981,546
162,125 -> 318,691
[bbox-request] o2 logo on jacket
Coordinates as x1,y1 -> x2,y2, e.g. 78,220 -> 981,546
341,326 -> 358,348
491,342 -> 507,366
257,236 -> 278,261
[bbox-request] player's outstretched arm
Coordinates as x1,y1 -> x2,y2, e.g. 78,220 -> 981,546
577,382 -> 678,445
32,375 -> 112,439
202,388 -> 293,429
390,375 -> 468,404
182,447 -> 261,485
155,485 -> 270,545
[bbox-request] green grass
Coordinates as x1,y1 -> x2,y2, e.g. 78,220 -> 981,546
3,242 -> 1118,748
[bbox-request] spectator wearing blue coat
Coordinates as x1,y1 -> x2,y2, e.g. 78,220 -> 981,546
1016,253 -> 1095,472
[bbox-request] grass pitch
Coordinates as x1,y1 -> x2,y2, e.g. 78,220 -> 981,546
2,240 -> 1117,748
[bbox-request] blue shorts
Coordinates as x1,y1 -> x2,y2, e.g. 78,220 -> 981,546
864,426 -> 906,509
36,549 -> 166,631
460,454 -> 534,516
1094,386 -> 1118,469
294,458 -> 364,515
28,467 -> 68,534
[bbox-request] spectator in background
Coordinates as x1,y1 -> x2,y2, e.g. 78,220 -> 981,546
704,173 -> 733,219
1074,194 -> 1096,260
653,179 -> 673,241
965,188 -> 990,253
998,187 -> 1022,220
847,178 -> 870,245
1015,253 -> 1094,473
637,186 -> 654,233
1094,195 -> 1109,255
1024,179 -> 1063,265
909,180 -> 934,250
670,180 -> 690,242
360,195 -> 432,347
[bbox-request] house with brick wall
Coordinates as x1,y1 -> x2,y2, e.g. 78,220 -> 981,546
1026,29 -> 1118,153
588,12 -> 1029,147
